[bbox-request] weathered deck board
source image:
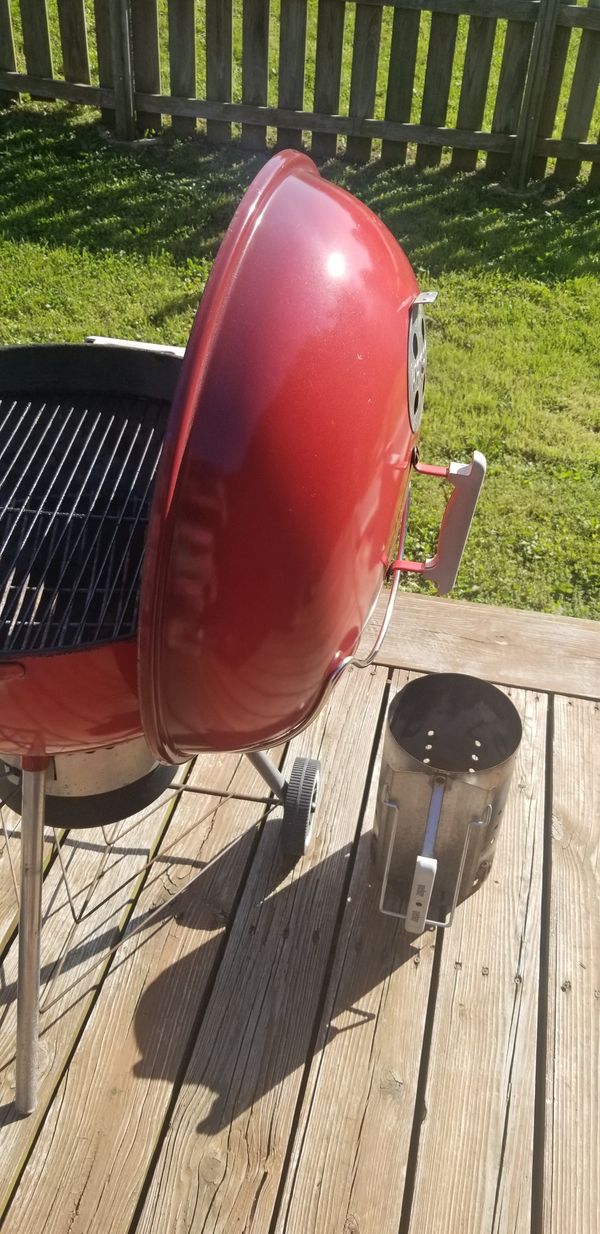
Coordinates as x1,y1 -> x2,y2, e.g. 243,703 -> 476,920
361,591 -> 600,699
407,688 -> 547,1233
134,665 -> 388,1234
275,670 -> 438,1234
543,695 -> 599,1234
0,597 -> 596,1232
1,753 -> 277,1234
0,764 -> 187,1214
0,805 -> 57,954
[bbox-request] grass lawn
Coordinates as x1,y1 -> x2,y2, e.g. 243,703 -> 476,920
0,102 -> 598,618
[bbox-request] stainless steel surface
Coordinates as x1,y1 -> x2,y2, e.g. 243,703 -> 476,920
350,488 -> 410,672
1,737 -> 161,799
351,570 -> 402,670
407,301 -> 427,432
373,674 -> 522,930
413,291 -> 438,305
15,765 -> 46,1115
246,751 -> 288,803
86,336 -> 186,359
378,796 -> 491,931
0,392 -> 168,655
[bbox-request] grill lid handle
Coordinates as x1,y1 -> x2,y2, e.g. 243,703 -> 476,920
393,450 -> 486,596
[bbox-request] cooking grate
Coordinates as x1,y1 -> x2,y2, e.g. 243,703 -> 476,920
0,391 -> 169,656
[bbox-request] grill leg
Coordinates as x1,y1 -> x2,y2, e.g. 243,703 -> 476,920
246,751 -> 287,804
15,760 -> 47,1116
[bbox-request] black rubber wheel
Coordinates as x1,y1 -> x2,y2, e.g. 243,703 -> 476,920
281,757 -> 321,858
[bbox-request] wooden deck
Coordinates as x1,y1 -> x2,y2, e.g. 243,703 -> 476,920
0,593 -> 598,1234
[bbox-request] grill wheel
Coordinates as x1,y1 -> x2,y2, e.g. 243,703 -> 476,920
281,757 -> 321,858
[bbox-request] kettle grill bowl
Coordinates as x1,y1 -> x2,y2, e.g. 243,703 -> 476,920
0,345 -> 180,756
0,155 -> 424,761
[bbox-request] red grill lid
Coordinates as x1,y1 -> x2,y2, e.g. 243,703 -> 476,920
139,151 -> 419,762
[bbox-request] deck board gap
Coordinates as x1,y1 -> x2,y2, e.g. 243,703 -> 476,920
267,672 -> 393,1234
0,762 -> 194,1217
266,671 -> 392,1234
0,777 -> 185,1222
0,825 -> 64,962
125,789 -> 275,1234
397,924 -> 445,1234
531,692 -> 555,1234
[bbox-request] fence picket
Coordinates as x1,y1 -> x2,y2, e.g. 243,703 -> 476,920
94,0 -> 114,124
278,0 -> 308,148
206,0 -> 233,143
4,0 -> 599,184
57,0 -> 90,83
0,0 -> 18,101
168,0 -> 196,136
590,132 -> 600,185
109,0 -> 135,138
242,0 -> 270,149
19,0 -> 53,79
451,15 -> 497,170
347,2 -> 384,160
131,0 -> 161,133
554,0 -> 600,183
511,0 -> 563,184
487,18 -> 535,173
416,12 -> 459,166
382,8 -> 420,162
530,1 -> 571,179
312,0 -> 345,158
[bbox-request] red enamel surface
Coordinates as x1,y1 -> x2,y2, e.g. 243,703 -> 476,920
0,642 -> 141,756
140,151 -> 420,761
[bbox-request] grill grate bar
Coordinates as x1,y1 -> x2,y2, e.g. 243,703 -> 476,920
0,401 -> 69,533
0,403 -> 83,636
98,471 -> 157,641
29,411 -> 132,651
0,391 -> 170,656
0,403 -> 94,561
0,404 -> 110,638
0,397 -> 20,449
0,398 -> 44,477
74,403 -> 164,643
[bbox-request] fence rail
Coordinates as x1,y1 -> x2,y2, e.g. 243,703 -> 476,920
0,0 -> 599,185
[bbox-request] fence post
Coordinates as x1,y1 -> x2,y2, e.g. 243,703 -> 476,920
510,0 -> 562,187
131,0 -> 161,134
108,0 -> 136,139
0,0 -> 19,103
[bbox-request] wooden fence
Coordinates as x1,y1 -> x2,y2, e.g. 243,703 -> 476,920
0,0 -> 599,185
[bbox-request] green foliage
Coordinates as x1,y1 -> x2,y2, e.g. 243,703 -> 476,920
0,103 -> 598,617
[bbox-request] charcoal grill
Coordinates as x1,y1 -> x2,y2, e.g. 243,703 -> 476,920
0,390 -> 165,657
0,151 -> 486,1115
